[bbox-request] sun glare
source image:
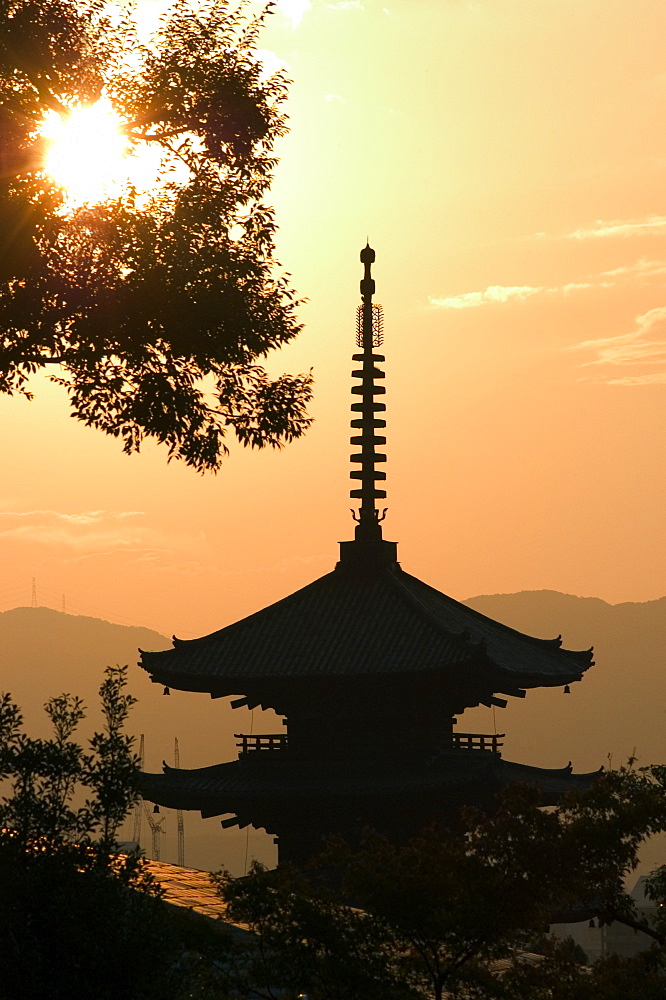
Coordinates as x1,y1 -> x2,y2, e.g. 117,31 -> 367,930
41,98 -> 130,206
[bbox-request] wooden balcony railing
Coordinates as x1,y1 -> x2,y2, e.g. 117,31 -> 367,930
235,733 -> 288,755
452,732 -> 504,755
235,731 -> 504,757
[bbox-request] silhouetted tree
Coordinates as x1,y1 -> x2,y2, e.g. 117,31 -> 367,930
216,768 -> 666,1000
496,940 -> 666,1000
0,1 -> 312,472
0,665 -> 177,999
215,859 -> 414,1000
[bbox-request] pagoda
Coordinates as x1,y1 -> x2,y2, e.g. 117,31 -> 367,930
140,246 -> 597,865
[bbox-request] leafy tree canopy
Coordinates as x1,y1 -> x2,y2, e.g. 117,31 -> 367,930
0,0 -> 312,471
216,768 -> 666,1000
0,664 -> 253,1000
0,666 -> 179,999
215,859 -> 416,1000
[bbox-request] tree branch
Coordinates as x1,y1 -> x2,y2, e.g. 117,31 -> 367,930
601,909 -> 665,946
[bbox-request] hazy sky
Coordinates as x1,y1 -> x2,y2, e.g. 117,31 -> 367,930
2,0 -> 665,641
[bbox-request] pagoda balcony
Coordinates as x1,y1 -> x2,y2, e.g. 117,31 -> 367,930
452,732 -> 504,755
235,733 -> 289,755
234,731 -> 504,758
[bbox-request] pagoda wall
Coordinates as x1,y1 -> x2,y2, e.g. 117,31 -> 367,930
278,677 -> 456,761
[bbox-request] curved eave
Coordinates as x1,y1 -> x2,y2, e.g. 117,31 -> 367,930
139,754 -> 602,815
472,657 -> 589,695
393,570 -> 594,686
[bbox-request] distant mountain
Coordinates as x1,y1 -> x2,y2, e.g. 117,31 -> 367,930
462,590 -> 666,773
0,606 -> 169,737
2,594 -> 663,873
0,606 -> 276,874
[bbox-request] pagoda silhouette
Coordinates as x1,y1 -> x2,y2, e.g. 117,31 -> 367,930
140,245 -> 597,865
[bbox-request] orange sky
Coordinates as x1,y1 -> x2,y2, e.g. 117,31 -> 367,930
1,0 -> 665,642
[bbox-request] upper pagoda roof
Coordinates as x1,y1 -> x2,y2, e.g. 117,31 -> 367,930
140,245 -> 593,701
140,548 -> 593,695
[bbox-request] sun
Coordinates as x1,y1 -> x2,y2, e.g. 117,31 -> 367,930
40,98 -> 130,206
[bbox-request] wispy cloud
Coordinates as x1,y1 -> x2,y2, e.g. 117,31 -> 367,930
429,285 -> 543,309
276,0 -> 311,29
0,509 -> 143,526
253,49 -> 290,79
570,307 -> 666,385
565,216 -> 666,240
429,260 -> 666,310
0,510 -> 223,590
603,373 -> 666,386
0,509 -> 148,550
595,259 -> 666,281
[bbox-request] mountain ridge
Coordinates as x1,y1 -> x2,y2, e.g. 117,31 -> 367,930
462,590 -> 666,774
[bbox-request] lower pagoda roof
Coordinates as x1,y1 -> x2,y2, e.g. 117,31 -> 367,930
140,543 -> 593,695
140,752 -> 602,819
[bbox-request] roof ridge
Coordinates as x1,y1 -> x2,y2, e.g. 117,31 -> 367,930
169,568 -> 341,647
396,569 -> 594,664
387,567 -> 486,658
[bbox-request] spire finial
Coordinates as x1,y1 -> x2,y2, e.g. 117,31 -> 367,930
350,245 -> 387,541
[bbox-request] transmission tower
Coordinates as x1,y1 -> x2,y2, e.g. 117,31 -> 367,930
31,577 -> 37,607
131,734 -> 145,846
145,806 -> 166,861
173,737 -> 186,866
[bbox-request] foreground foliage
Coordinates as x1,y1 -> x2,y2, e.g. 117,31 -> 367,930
4,669 -> 666,1000
0,0 -> 312,471
497,941 -> 666,1000
215,768 -> 666,1000
0,666 -> 172,999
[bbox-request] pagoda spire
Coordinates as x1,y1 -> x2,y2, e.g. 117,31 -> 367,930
350,243 -> 387,541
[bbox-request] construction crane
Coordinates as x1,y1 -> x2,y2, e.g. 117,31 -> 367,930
145,805 -> 166,861
131,734 -> 145,847
174,737 -> 185,867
